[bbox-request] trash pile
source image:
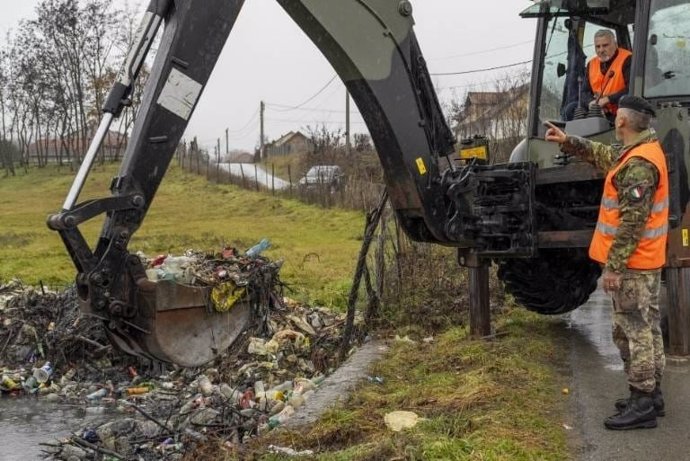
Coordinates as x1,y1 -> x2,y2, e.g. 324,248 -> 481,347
0,245 -> 351,460
0,279 -> 122,393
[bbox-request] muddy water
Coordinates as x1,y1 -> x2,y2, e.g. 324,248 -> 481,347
0,399 -> 110,460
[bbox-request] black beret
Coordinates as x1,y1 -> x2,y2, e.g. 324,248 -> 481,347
618,95 -> 656,117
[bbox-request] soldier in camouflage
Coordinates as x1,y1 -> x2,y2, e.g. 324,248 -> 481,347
545,95 -> 667,430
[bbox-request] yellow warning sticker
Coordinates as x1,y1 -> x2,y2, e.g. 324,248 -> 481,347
683,229 -> 689,247
460,145 -> 488,161
416,157 -> 427,175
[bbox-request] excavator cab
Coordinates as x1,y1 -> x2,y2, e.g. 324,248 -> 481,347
496,0 -> 690,315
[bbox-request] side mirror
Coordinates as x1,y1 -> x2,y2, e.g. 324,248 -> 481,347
557,63 -> 567,78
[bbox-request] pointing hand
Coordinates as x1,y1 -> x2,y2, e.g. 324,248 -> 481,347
544,121 -> 566,144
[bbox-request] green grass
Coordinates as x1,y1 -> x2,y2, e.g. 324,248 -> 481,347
246,308 -> 572,461
0,164 -> 364,306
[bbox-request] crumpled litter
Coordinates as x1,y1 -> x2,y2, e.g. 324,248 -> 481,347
384,411 -> 422,432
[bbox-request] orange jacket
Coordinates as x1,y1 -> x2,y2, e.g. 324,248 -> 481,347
589,141 -> 669,270
588,48 -> 632,114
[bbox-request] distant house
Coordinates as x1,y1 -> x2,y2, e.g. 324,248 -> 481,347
454,85 -> 529,142
265,131 -> 311,157
26,127 -> 128,165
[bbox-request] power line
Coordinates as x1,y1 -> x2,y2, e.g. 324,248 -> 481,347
226,108 -> 260,134
266,117 -> 367,126
265,103 -> 348,114
430,60 -> 532,76
429,40 -> 534,61
270,74 -> 339,111
436,77 -> 527,92
227,129 -> 258,140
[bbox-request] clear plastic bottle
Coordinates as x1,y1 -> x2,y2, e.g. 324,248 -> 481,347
160,256 -> 193,283
33,361 -> 53,383
246,238 -> 271,258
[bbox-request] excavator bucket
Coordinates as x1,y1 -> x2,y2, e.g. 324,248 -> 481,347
90,278 -> 252,367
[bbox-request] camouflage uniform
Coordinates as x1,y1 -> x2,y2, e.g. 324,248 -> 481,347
561,129 -> 665,393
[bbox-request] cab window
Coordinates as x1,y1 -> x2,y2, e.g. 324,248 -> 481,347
644,0 -> 690,98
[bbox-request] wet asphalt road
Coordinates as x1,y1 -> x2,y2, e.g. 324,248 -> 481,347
566,283 -> 690,461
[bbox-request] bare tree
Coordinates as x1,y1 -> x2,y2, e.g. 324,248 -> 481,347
0,0 -> 133,172
449,70 -> 530,163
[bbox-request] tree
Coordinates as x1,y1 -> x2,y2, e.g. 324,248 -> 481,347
449,70 -> 530,163
0,0 -> 139,172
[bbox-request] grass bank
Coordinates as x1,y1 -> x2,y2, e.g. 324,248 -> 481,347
217,308 -> 572,460
0,164 -> 364,306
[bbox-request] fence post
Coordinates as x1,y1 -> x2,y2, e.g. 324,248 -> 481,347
288,164 -> 293,195
240,163 -> 246,188
272,163 -> 275,196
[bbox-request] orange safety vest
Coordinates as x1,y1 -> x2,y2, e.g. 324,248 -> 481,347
588,48 -> 632,115
589,140 -> 669,270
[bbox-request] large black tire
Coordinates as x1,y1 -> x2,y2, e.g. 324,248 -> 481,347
497,249 -> 601,315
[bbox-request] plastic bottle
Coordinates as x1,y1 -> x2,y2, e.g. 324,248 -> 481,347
33,362 -> 53,383
246,238 -> 271,258
22,376 -> 38,394
86,388 -> 108,401
268,404 -> 295,429
160,256 -> 193,282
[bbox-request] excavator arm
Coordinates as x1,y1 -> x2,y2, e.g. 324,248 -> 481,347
48,0 -> 536,366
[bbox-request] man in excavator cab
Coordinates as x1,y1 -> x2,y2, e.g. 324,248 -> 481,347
585,29 -> 632,117
564,29 -> 632,121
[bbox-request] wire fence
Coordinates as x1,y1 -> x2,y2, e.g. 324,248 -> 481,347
176,144 -> 385,212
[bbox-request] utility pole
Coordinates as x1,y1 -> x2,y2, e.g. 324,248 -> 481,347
225,128 -> 229,156
345,90 -> 351,155
259,100 -> 265,161
216,139 -> 221,178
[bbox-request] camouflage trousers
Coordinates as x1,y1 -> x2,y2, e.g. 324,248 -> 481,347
611,269 -> 665,393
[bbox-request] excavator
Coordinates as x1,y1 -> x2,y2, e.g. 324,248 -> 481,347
47,0 -> 690,366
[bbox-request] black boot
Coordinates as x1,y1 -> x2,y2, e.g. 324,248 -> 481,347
605,389 -> 657,430
652,385 -> 665,417
615,384 -> 665,416
614,386 -> 634,413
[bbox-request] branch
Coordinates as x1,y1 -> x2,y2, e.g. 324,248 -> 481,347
71,436 -> 126,460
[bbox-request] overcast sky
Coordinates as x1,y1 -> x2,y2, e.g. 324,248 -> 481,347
0,0 -> 536,151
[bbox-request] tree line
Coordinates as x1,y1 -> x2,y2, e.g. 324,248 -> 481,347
0,0 -> 529,179
0,0 -> 147,176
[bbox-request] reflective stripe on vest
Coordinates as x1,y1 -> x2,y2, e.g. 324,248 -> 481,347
588,140 -> 669,270
595,221 -> 669,239
588,48 -> 631,115
600,196 -> 669,213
